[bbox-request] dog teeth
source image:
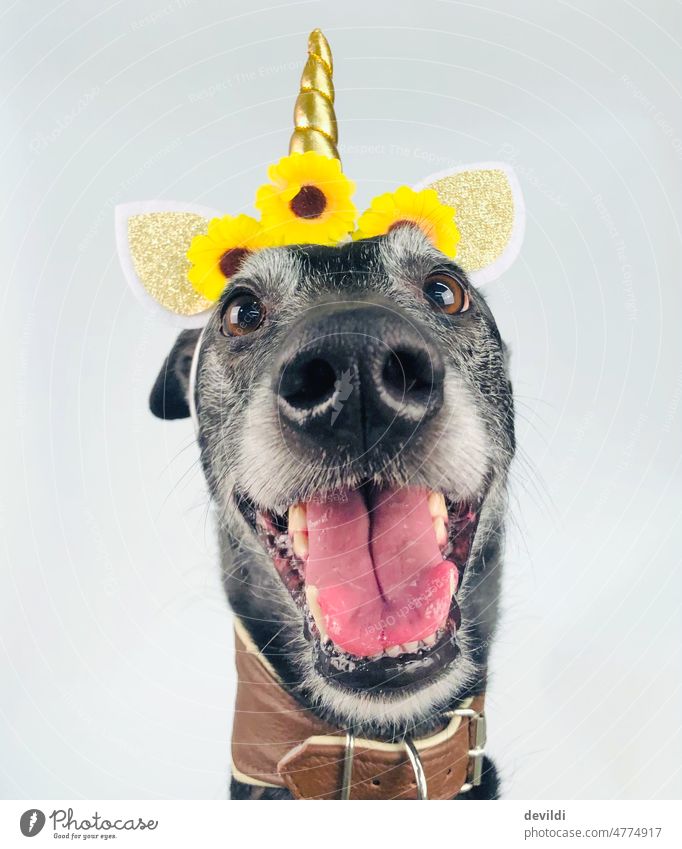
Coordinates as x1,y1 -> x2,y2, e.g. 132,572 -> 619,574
288,503 -> 307,533
368,636 -> 440,661
289,504 -> 309,559
433,516 -> 448,547
428,493 -> 448,547
449,567 -> 457,597
292,531 -> 308,559
305,585 -> 327,642
428,491 -> 448,520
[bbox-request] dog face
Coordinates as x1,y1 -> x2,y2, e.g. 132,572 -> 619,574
151,226 -> 515,730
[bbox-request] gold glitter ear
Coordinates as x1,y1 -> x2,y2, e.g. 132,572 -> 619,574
414,163 -> 525,284
116,202 -> 220,327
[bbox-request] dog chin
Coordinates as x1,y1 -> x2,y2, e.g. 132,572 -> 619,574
234,479 -> 489,715
300,636 -> 479,730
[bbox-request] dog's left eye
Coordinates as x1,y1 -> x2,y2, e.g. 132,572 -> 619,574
423,273 -> 469,315
220,292 -> 266,337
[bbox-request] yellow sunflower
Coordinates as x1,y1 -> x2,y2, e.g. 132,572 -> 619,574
255,151 -> 357,246
186,214 -> 265,301
354,186 -> 460,257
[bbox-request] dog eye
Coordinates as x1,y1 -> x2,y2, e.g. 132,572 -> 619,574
220,292 -> 266,337
423,273 -> 469,315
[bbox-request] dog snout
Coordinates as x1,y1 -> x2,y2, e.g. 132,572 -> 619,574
275,303 -> 444,453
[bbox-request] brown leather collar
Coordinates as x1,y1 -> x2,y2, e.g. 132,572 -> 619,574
231,619 -> 487,800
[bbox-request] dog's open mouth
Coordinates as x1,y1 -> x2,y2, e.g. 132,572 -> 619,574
248,484 -> 481,691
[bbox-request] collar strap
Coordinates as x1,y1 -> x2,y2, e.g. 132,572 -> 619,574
231,619 -> 487,800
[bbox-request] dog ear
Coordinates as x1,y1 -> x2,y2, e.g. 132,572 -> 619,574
150,329 -> 201,420
115,201 -> 222,328
413,162 -> 525,285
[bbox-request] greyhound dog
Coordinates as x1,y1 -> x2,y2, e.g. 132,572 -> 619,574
116,30 -> 524,799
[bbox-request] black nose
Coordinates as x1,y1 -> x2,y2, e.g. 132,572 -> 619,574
275,303 -> 444,454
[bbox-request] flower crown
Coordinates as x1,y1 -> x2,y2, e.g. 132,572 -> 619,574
116,29 -> 525,327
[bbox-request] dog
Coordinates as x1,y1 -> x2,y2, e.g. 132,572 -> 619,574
147,225 -> 515,798
116,29 -> 524,799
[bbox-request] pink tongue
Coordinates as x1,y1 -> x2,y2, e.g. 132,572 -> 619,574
306,488 -> 457,657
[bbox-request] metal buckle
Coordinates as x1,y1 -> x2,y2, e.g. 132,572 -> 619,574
458,711 -> 487,794
339,732 -> 428,799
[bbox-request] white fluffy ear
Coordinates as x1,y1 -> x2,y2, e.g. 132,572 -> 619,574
413,162 -> 525,285
115,200 -> 222,328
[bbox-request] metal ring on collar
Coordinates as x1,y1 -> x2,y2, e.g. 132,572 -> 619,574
340,731 -> 355,799
404,737 -> 428,799
340,731 -> 428,799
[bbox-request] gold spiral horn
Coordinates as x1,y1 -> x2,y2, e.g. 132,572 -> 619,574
289,29 -> 339,161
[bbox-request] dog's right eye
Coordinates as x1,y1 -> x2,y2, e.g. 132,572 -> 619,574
220,292 -> 266,337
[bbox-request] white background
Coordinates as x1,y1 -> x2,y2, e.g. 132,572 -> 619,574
1,0 -> 681,799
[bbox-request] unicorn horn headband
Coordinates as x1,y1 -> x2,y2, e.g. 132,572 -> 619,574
290,29 -> 338,160
116,29 -> 525,327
